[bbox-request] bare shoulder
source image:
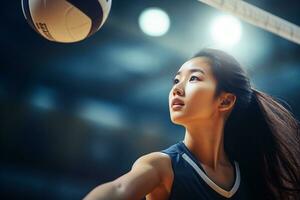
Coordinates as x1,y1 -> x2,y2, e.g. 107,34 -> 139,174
132,152 -> 172,171
133,152 -> 173,190
84,152 -> 173,200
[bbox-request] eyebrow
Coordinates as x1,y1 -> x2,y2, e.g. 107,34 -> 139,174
176,68 -> 205,76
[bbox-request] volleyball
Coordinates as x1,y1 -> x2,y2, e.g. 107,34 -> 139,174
21,0 -> 112,43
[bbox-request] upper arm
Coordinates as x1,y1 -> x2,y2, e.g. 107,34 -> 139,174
112,152 -> 171,200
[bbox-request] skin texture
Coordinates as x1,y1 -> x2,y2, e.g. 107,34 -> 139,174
83,57 -> 237,200
169,57 -> 237,192
170,57 -> 236,169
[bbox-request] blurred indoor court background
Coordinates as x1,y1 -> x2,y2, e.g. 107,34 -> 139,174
1,0 -> 300,199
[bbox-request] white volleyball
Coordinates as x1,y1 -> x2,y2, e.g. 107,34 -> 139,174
21,0 -> 112,43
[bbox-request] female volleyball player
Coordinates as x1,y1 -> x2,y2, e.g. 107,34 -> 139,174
83,48 -> 300,200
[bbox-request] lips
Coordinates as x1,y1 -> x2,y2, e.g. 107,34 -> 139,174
171,98 -> 185,107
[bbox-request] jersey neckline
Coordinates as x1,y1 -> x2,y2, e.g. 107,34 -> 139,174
179,141 -> 241,198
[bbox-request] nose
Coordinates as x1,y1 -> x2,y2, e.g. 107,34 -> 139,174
172,86 -> 184,96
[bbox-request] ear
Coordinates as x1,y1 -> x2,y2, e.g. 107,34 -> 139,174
218,92 -> 236,112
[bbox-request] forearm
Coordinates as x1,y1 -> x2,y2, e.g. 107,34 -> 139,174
83,181 -> 125,200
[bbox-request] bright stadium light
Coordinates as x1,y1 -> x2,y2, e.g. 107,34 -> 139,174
211,15 -> 242,47
139,7 -> 170,37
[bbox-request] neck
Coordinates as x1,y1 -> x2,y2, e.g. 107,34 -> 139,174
183,117 -> 230,171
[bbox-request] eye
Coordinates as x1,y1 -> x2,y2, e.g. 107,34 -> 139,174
173,78 -> 179,85
190,76 -> 200,81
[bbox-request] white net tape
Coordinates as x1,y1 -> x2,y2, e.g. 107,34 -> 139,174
198,0 -> 300,45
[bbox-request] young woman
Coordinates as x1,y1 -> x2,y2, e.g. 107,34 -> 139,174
83,48 -> 300,200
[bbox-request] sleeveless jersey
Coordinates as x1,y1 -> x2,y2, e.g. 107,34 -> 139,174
160,141 -> 253,200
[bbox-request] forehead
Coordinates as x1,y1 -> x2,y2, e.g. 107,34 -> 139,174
177,57 -> 213,76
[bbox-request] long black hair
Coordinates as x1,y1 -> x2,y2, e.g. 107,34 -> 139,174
191,48 -> 300,200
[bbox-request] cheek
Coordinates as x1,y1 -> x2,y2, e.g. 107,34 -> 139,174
185,84 -> 216,117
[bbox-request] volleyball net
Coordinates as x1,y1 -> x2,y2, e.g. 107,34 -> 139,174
197,0 -> 300,45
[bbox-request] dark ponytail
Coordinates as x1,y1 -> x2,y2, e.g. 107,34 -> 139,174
247,88 -> 300,199
191,48 -> 300,200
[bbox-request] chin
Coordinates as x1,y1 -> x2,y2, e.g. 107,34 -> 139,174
170,115 -> 186,125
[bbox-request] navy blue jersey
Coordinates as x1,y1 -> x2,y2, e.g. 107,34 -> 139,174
161,141 -> 253,200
